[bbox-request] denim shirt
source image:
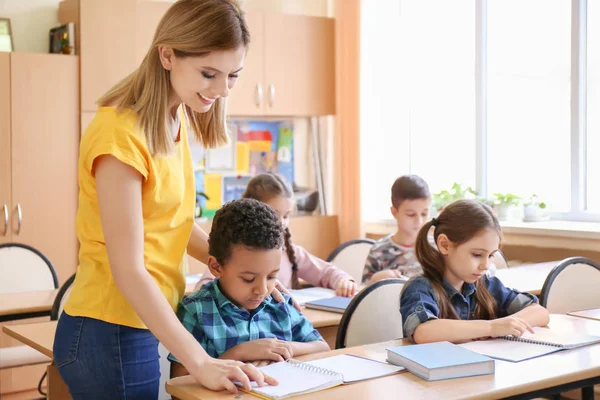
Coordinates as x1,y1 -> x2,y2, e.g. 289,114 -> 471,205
400,275 -> 538,339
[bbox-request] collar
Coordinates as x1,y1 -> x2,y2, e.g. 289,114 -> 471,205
441,278 -> 476,300
212,280 -> 272,315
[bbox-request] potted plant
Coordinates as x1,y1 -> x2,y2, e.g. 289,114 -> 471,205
493,193 -> 522,221
523,195 -> 548,222
432,183 -> 478,215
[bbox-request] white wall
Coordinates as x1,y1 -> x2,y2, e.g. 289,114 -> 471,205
0,0 -> 60,53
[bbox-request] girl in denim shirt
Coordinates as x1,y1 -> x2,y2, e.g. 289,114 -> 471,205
400,200 -> 550,344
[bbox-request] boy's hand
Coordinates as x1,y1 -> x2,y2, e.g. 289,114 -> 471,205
233,338 -> 294,362
335,279 -> 358,297
489,316 -> 534,338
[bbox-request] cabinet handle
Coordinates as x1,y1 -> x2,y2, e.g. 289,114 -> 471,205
16,203 -> 22,235
2,204 -> 7,236
268,83 -> 275,108
255,83 -> 263,108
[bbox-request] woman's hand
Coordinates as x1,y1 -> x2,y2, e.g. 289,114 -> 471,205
335,279 -> 358,297
188,358 -> 278,393
270,279 -> 301,312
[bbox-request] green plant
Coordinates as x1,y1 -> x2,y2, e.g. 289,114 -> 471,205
524,194 -> 546,209
493,193 -> 522,207
433,183 -> 478,210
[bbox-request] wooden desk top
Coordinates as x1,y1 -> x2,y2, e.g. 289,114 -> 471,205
568,308 -> 600,321
2,320 -> 57,359
301,308 -> 343,328
166,314 -> 600,400
0,289 -> 58,318
495,261 -> 558,295
0,308 -> 341,361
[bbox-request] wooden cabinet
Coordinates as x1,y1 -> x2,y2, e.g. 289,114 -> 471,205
79,0 -> 137,112
0,53 -> 79,284
59,1 -> 336,117
228,12 -> 336,117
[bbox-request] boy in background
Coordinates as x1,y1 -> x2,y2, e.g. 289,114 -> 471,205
362,175 -> 431,285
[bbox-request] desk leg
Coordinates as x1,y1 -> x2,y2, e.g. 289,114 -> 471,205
317,326 -> 338,349
47,364 -> 70,400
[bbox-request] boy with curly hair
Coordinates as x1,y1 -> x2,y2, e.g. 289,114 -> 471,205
169,198 -> 329,377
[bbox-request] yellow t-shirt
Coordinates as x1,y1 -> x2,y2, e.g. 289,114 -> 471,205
65,107 -> 195,329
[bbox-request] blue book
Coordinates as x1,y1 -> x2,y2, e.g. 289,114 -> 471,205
386,341 -> 494,381
304,296 -> 352,314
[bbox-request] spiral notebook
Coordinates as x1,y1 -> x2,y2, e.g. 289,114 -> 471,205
458,327 -> 600,362
239,355 -> 404,400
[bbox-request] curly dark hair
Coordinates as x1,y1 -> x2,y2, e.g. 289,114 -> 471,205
209,198 -> 284,265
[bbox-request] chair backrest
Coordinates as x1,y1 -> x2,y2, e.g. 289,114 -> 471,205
0,243 -> 58,294
51,274 -> 76,320
335,278 -> 405,349
326,239 -> 376,283
492,249 -> 509,269
540,257 -> 600,314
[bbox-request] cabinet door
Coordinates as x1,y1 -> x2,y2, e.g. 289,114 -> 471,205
0,53 -> 10,245
227,12 -> 265,116
80,0 -> 137,111
264,13 -> 335,116
135,1 -> 171,66
10,53 -> 79,284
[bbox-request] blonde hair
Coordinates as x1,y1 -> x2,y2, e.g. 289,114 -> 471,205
97,0 -> 250,156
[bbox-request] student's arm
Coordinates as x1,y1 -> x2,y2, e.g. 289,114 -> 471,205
509,303 -> 550,328
95,156 -> 271,393
293,244 -> 356,295
187,223 -> 210,264
489,276 -> 550,327
289,340 -> 330,356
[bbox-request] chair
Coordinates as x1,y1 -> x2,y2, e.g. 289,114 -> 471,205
0,243 -> 55,379
538,258 -> 600,400
0,243 -> 58,295
540,257 -> 600,314
50,273 -> 76,320
492,249 -> 509,269
335,278 -> 405,349
326,239 -> 376,283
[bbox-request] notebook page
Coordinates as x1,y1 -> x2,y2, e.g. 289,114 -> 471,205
511,326 -> 600,349
289,288 -> 336,306
458,339 -> 561,362
244,361 -> 342,399
306,354 -> 404,383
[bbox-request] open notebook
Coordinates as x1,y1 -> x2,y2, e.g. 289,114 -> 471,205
289,287 -> 336,306
238,355 -> 404,400
458,327 -> 600,362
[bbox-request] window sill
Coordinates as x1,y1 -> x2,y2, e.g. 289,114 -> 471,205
364,220 -> 600,251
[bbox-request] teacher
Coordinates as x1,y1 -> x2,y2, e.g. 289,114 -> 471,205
52,0 -> 278,398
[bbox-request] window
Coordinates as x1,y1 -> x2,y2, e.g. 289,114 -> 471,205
486,0 -> 571,212
587,0 -> 600,212
361,0 -> 599,222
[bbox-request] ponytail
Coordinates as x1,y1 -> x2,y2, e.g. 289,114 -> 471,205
414,220 -> 458,319
284,227 -> 299,289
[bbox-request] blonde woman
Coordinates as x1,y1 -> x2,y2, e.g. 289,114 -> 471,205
52,1 -> 277,398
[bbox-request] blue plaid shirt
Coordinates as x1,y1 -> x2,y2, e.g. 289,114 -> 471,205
168,279 -> 323,362
400,275 -> 538,339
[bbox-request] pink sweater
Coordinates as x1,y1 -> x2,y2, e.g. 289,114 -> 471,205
197,244 -> 353,290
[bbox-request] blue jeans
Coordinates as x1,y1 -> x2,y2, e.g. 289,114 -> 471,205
53,312 -> 160,400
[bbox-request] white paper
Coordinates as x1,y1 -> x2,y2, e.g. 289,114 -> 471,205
290,287 -> 336,306
306,354 -> 404,383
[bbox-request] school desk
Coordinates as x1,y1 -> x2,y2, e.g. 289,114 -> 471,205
568,308 -> 600,322
0,289 -> 58,322
2,320 -> 68,399
166,314 -> 600,400
495,261 -> 558,295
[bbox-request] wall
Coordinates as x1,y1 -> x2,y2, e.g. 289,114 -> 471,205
0,0 -> 60,53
